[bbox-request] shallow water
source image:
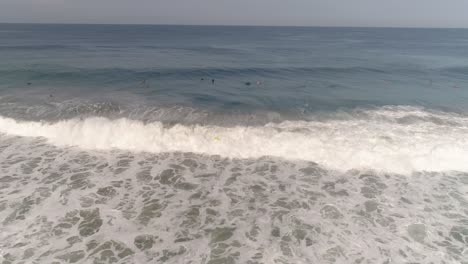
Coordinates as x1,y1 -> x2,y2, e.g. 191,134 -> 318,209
1,136 -> 467,263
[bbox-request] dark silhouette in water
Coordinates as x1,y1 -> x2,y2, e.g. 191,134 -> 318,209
138,79 -> 149,88
212,79 -> 215,84
27,82 -> 32,85
245,82 -> 252,86
201,78 -> 205,81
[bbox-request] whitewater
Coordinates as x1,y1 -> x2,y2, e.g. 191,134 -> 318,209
1,106 -> 468,174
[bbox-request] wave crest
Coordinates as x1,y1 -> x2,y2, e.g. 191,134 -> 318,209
1,107 -> 467,174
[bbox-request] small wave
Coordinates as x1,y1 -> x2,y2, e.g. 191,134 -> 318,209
0,44 -> 74,51
0,106 -> 467,174
439,65 -> 468,75
0,66 -> 388,82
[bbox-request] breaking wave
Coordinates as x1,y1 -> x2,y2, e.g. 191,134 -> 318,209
1,106 -> 467,174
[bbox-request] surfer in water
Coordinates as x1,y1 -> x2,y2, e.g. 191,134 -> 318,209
138,79 -> 149,88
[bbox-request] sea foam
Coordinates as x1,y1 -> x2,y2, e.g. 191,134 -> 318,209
1,107 -> 467,174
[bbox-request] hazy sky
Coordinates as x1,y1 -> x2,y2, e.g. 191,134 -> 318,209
1,0 -> 468,28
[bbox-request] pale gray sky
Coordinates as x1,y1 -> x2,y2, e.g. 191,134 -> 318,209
1,0 -> 468,28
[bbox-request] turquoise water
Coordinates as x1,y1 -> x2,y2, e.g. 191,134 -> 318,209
0,24 -> 467,264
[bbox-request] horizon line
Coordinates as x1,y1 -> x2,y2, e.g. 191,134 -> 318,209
0,22 -> 467,30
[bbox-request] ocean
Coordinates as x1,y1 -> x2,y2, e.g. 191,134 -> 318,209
0,24 -> 467,263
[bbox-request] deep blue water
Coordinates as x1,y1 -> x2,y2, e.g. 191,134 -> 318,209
1,24 -> 468,119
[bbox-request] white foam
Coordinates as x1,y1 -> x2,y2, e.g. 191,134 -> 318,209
1,107 -> 468,174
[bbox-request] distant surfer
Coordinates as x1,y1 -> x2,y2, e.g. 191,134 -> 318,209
201,78 -> 205,81
212,79 -> 215,84
139,79 -> 149,88
245,82 -> 251,86
27,82 -> 32,85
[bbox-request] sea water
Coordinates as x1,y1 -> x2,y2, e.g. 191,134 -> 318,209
0,24 -> 467,263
